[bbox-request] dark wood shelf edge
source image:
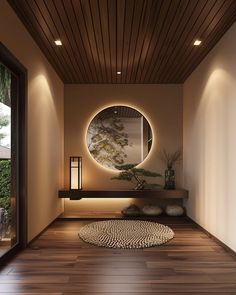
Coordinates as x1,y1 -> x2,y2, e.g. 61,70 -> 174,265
57,213 -> 188,220
58,189 -> 188,200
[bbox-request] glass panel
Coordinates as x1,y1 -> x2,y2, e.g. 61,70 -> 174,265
0,63 -> 17,257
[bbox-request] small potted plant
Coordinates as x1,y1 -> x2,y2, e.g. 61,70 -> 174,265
160,149 -> 182,190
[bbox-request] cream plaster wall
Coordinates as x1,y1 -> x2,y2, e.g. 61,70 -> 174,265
0,1 -> 64,241
183,23 -> 236,252
64,84 -> 182,214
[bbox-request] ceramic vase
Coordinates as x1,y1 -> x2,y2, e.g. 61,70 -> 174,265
164,167 -> 175,189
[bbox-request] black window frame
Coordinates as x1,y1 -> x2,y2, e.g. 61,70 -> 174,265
0,42 -> 27,266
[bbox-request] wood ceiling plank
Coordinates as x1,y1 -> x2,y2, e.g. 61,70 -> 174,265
149,0 -> 189,83
120,0 -> 135,83
156,0 -> 210,82
116,0 -> 126,83
34,0 -> 79,82
139,0 -> 172,83
89,0 -> 108,83
33,0 -> 83,83
134,0 -> 163,83
7,0 -> 236,83
47,0 -> 87,82
71,0 -> 99,83
162,0 -> 228,82
145,0 -> 200,83
79,0 -> 104,83
153,0 -> 197,83
128,0 -> 155,83
61,0 -> 95,83
180,1 -> 236,82
107,0 -> 118,83
168,0 -> 235,82
181,16 -> 236,82
144,0 -> 182,83
125,0 -> 146,83
98,0 -> 112,83
9,0 -> 73,82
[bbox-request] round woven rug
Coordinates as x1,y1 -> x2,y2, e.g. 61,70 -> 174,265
79,220 -> 174,249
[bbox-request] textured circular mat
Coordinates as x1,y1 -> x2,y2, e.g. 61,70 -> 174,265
79,220 -> 174,249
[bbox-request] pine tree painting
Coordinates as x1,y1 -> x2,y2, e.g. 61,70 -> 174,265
87,109 -> 131,169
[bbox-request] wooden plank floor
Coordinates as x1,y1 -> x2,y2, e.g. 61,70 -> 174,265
0,217 -> 236,294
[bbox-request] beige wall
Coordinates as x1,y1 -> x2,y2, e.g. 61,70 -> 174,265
0,1 -> 64,241
64,84 -> 182,214
183,23 -> 236,252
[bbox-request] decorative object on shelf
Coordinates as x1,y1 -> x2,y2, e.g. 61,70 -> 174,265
79,220 -> 174,249
121,204 -> 141,216
111,164 -> 162,190
142,204 -> 163,216
160,149 -> 182,190
69,157 -> 82,190
164,168 -> 175,190
165,205 -> 184,216
86,105 -> 153,170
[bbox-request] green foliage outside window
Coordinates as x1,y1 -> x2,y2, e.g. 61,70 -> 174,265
0,160 -> 11,212
0,63 -> 11,107
0,64 -> 11,217
0,115 -> 9,142
0,63 -> 11,145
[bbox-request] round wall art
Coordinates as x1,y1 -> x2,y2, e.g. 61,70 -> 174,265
86,105 -> 153,170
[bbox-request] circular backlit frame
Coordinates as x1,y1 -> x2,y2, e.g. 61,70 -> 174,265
85,104 -> 154,171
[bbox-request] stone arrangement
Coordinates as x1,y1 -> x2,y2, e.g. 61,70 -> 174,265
165,205 -> 184,216
141,205 -> 163,216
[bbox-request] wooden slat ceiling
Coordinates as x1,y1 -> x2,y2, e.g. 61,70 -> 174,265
8,0 -> 236,84
98,106 -> 143,119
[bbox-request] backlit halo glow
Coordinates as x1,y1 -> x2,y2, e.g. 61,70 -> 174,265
85,104 -> 154,172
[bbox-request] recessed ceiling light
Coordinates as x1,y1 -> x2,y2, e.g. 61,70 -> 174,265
117,71 -> 121,75
193,40 -> 202,46
55,40 -> 62,46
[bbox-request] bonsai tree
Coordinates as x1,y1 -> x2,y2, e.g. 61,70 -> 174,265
111,164 -> 162,190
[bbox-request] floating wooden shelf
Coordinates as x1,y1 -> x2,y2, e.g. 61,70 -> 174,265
58,189 -> 188,200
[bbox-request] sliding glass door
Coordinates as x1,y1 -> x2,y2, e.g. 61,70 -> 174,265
0,63 -> 17,257
0,43 -> 26,263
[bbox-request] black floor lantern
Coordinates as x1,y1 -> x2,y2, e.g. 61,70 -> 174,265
70,157 -> 82,190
